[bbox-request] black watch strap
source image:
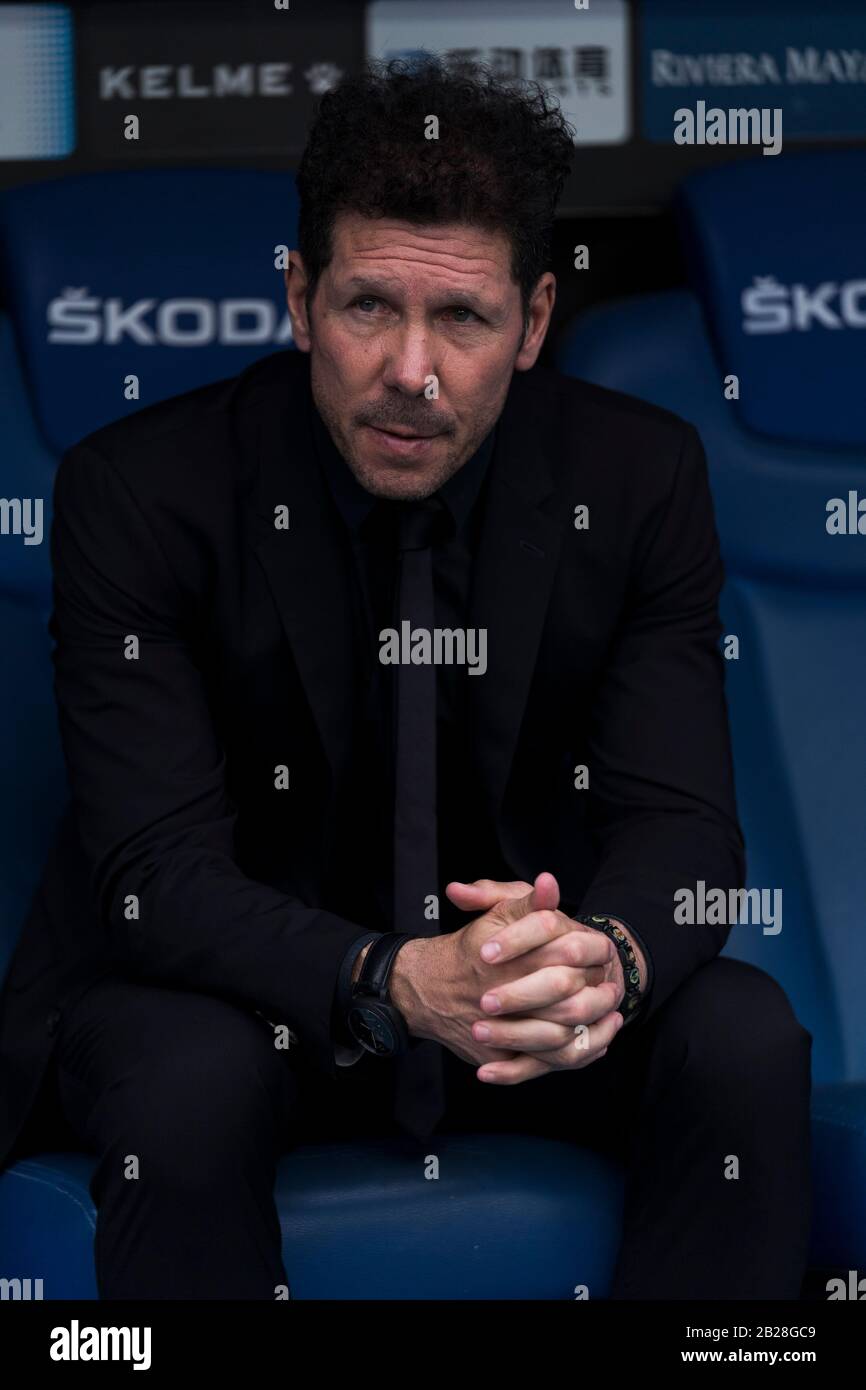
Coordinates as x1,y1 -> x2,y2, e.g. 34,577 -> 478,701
354,932 -> 412,1002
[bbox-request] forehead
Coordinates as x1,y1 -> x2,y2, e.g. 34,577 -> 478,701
327,212 -> 514,289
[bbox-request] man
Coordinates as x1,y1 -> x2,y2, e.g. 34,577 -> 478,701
0,57 -> 811,1299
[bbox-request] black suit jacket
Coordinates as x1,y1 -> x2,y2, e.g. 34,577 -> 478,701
0,349 -> 746,1170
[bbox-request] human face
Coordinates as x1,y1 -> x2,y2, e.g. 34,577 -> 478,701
285,213 -> 554,501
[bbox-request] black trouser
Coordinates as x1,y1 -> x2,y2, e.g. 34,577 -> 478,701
27,955 -> 812,1299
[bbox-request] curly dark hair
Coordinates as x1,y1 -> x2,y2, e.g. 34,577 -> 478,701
295,54 -> 576,328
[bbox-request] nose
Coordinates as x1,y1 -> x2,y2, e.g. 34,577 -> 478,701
380,324 -> 437,397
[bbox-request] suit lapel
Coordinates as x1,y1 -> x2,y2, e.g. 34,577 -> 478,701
468,367 -> 567,823
244,357 -> 357,792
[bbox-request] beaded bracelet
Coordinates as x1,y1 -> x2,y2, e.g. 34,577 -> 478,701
573,913 -> 646,1026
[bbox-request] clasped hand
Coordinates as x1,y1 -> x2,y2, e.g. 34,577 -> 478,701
445,871 -> 626,1084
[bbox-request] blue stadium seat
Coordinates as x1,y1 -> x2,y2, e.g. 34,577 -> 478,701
557,149 -> 866,1274
0,1138 -> 625,1300
0,167 -> 300,455
0,310 -> 61,985
0,169 -> 625,1298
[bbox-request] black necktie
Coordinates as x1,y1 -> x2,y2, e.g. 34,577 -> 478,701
391,498 -> 447,1142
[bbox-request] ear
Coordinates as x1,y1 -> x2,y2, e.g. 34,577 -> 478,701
284,251 -> 312,353
514,272 -> 556,372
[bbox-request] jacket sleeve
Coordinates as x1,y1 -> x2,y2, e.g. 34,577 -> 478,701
574,422 -> 746,1026
50,442 -> 367,1079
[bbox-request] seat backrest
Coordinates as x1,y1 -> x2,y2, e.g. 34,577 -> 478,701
0,168 -> 299,986
557,150 -> 866,1086
0,167 -> 299,454
0,311 -> 64,983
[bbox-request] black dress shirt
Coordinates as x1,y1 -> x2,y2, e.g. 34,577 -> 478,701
308,398 -> 508,1057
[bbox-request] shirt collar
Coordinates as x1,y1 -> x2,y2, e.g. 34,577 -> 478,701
309,393 -> 497,539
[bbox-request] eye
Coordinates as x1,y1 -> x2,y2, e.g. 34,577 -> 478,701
445,306 -> 481,324
351,296 -> 383,314
348,297 -> 482,324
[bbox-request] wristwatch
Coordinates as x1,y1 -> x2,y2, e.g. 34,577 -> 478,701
346,932 -> 412,1057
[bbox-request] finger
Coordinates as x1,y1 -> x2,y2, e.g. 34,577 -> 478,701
445,877 -> 533,910
477,1052 -> 550,1085
528,871 -> 560,912
554,984 -> 625,1028
520,939 -> 609,981
449,871 -> 558,924
481,919 -> 614,969
479,1012 -> 624,1084
472,1015 -> 576,1052
533,930 -> 615,972
479,907 -> 568,963
498,870 -> 559,919
481,970 -> 621,1018
522,990 -> 618,1024
542,1007 -> 624,1068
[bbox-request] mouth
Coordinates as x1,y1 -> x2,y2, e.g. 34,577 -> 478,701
362,424 -> 443,458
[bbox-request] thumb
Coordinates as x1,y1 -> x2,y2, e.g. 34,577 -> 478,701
447,871 -> 561,920
446,877 -> 533,911
500,870 -> 561,922
530,871 -> 560,911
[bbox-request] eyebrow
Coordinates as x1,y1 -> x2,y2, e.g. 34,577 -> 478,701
339,275 -> 498,316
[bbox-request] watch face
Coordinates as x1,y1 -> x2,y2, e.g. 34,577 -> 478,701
348,1001 -> 397,1056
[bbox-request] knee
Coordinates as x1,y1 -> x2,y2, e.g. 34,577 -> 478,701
95,1008 -> 291,1191
660,957 -> 812,1090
